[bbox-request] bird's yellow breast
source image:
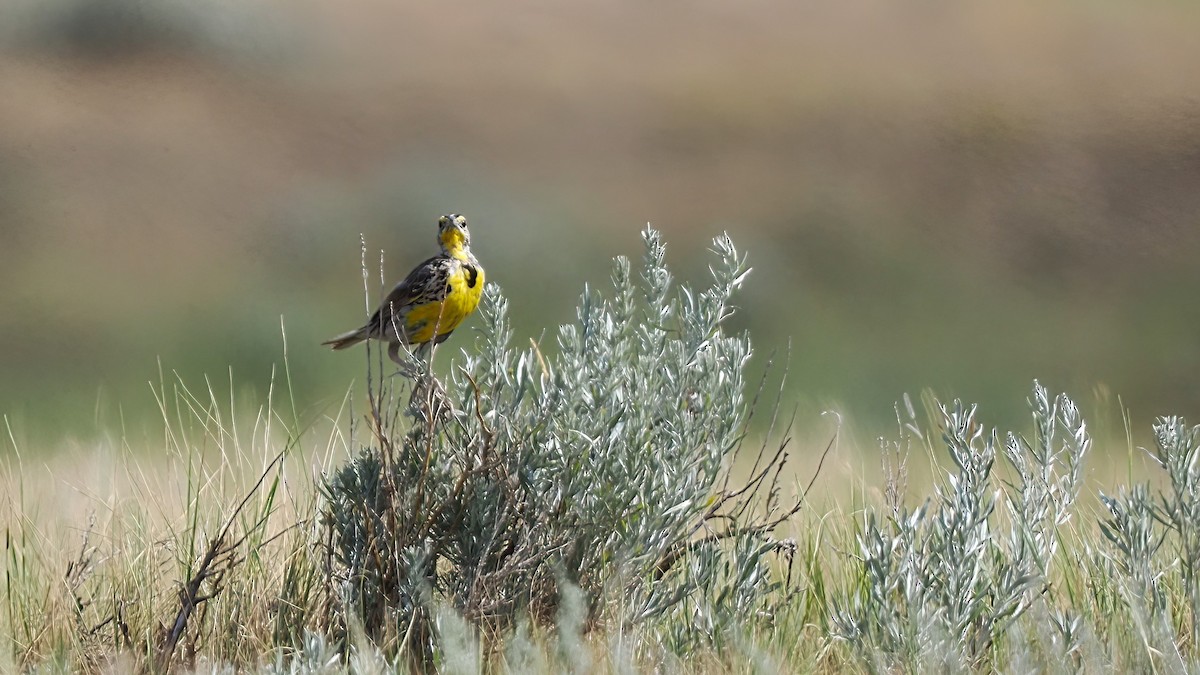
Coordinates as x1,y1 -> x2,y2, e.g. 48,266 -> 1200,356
404,263 -> 485,344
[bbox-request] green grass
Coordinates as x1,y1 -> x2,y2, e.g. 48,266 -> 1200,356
5,231 -> 1200,672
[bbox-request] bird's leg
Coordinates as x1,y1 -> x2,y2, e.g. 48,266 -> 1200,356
388,341 -> 425,379
401,342 -> 462,424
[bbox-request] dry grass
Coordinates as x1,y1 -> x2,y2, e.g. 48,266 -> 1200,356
6,384 -> 1200,673
0,368 -> 345,671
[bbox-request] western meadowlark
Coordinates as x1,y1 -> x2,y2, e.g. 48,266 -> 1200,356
323,213 -> 485,367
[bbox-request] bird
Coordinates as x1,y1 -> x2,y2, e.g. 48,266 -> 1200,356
323,213 -> 485,368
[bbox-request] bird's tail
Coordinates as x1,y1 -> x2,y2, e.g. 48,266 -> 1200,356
322,328 -> 367,350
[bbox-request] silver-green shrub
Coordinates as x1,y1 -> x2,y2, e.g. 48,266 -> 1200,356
1097,416 -> 1200,670
320,228 -> 799,665
832,385 -> 1094,671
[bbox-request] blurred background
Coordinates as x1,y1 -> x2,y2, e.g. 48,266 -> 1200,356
1,0 -> 1198,448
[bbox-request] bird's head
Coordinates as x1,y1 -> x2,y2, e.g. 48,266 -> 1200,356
437,214 -> 472,258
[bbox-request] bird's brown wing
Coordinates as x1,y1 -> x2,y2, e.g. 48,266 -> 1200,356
363,255 -> 453,339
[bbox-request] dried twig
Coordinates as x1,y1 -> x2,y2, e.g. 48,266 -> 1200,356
153,449 -> 287,672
